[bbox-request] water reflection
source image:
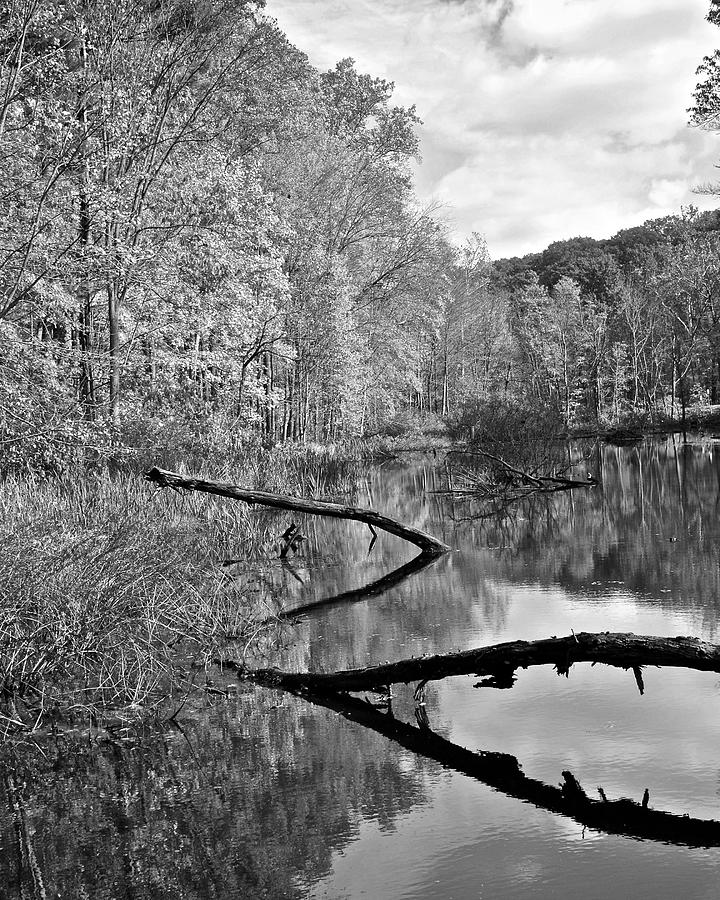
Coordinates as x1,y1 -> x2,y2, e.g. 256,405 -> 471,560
0,688 -> 435,898
4,437 -> 720,898
281,551 -> 442,619
283,686 -> 720,848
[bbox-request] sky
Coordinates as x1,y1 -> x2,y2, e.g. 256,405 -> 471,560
267,0 -> 720,259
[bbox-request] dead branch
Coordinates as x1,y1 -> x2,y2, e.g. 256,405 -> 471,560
233,632 -> 720,694
144,466 -> 450,556
440,448 -> 595,497
475,448 -> 545,486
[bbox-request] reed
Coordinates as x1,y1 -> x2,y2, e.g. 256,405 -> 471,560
0,445 -> 357,738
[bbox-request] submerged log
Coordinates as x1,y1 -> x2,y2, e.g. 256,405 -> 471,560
236,632 -> 720,694
145,466 -> 450,556
292,688 -> 720,848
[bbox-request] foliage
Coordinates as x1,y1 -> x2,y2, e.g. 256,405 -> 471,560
448,395 -> 563,450
0,2 -> 462,466
0,322 -> 113,474
482,207 -> 720,432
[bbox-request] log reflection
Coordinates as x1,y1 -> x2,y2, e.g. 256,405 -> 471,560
289,687 -> 720,848
281,551 -> 442,618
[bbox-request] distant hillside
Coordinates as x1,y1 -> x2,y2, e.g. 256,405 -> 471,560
492,208 -> 720,296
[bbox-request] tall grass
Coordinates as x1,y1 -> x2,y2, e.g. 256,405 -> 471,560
0,445 -> 360,738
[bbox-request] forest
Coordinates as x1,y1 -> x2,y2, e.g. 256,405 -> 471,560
3,0 -> 720,477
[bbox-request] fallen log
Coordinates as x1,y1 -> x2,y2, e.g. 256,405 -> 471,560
233,631 -> 720,694
291,688 -> 720,847
144,466 -> 450,556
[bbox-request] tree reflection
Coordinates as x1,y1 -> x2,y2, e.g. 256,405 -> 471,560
439,438 -> 720,632
0,688 -> 434,899
283,551 -> 443,618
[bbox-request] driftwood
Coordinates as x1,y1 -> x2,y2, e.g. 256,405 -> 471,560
145,466 -> 450,556
473,448 -> 593,488
234,632 -> 720,694
289,688 -> 720,848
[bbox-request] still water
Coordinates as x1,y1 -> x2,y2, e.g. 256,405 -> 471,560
4,437 -> 720,898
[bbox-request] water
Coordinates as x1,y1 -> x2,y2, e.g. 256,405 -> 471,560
3,437 -> 720,898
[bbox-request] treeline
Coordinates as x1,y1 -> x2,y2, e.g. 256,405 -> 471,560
433,0 -> 720,437
442,208 -> 720,435
3,0 -> 720,473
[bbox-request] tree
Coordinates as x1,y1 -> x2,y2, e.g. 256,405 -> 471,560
261,58 -> 444,440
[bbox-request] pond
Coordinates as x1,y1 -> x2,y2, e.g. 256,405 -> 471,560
3,436 -> 720,898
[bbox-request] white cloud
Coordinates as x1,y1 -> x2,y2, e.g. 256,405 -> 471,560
647,178 -> 690,209
267,0 -> 720,257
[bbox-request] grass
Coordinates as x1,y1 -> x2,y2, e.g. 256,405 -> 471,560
0,445 -> 361,739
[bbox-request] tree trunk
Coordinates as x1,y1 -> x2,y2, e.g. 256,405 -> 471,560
77,34 -> 95,420
108,279 -> 121,429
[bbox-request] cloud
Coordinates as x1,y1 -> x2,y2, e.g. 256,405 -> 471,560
430,127 -> 716,255
267,0 -> 720,257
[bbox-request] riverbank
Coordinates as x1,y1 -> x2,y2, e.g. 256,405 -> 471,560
568,405 -> 720,445
0,444 -> 361,739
